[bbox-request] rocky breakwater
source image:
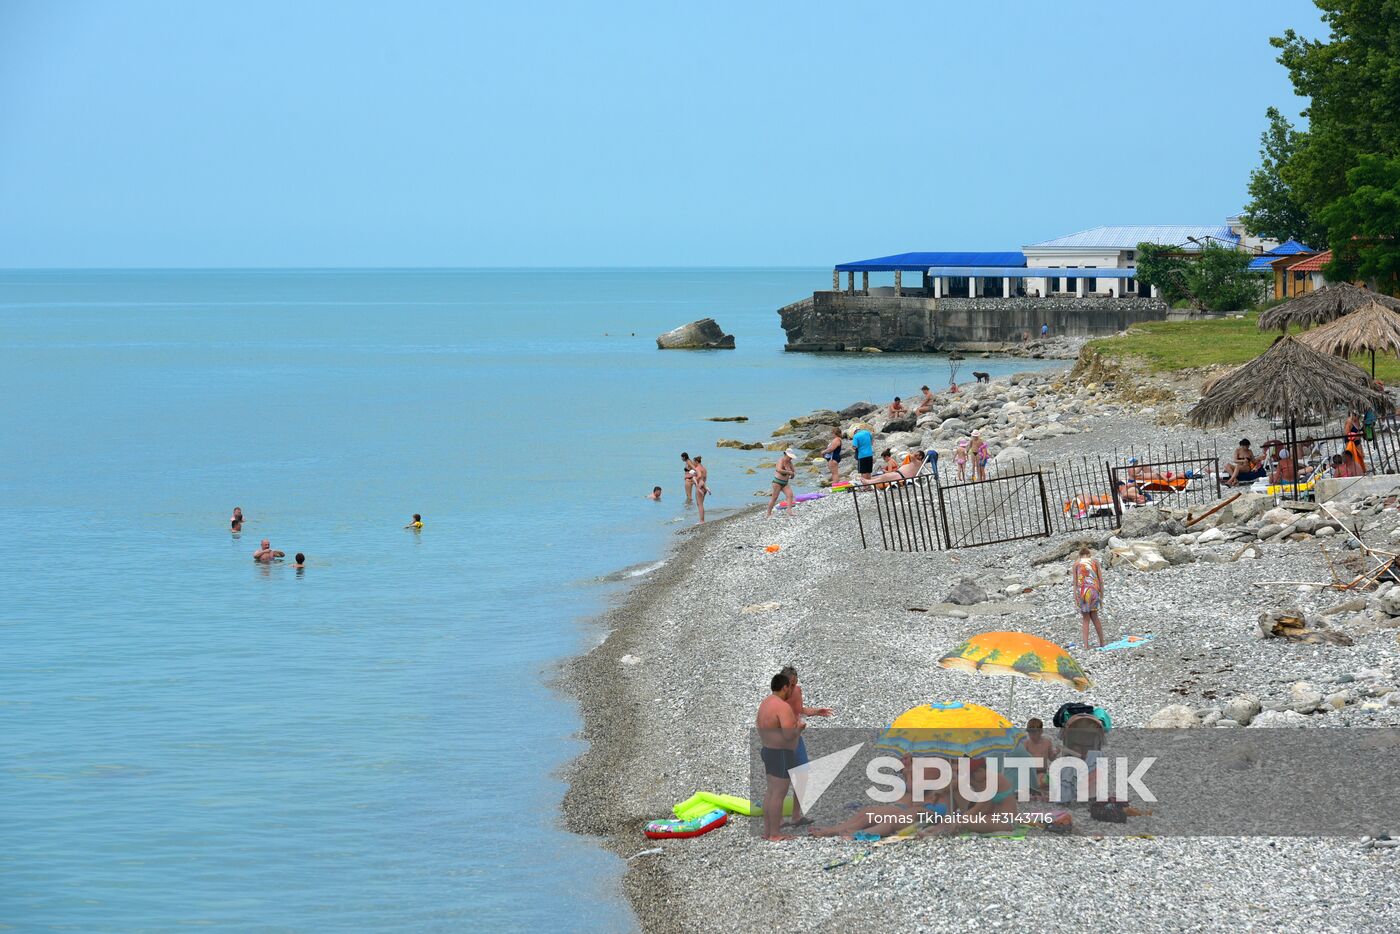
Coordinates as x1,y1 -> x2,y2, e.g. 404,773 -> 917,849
748,353 -> 1187,489
656,317 -> 734,349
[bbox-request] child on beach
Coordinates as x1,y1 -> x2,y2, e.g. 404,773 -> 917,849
1072,546 -> 1106,649
954,438 -> 970,481
1022,718 -> 1057,792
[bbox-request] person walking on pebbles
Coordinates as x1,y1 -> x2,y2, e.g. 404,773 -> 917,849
1072,546 -> 1106,649
766,448 -> 797,518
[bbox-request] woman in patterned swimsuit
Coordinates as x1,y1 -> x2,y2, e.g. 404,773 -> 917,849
1072,546 -> 1106,649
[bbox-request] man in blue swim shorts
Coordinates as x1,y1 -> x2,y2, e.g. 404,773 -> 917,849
756,672 -> 805,841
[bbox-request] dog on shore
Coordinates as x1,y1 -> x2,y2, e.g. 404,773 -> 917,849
972,371 -> 990,383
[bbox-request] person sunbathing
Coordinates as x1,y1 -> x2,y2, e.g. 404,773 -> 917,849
856,451 -> 925,485
810,755 -> 941,839
1115,479 -> 1148,505
917,756 -> 1017,837
1223,439 -> 1265,486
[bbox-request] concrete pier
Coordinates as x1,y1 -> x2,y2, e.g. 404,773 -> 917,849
777,291 -> 1169,352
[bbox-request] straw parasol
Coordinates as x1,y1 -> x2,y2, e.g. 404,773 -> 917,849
1257,282 -> 1400,332
1188,335 -> 1389,428
1296,300 -> 1400,377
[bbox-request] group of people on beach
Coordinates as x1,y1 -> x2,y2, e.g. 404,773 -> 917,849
758,669 -> 1113,842
1221,410 -> 1375,488
233,507 -> 424,569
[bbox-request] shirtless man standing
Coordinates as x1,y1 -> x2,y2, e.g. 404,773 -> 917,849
692,455 -> 709,523
253,539 -> 285,563
757,672 -> 805,841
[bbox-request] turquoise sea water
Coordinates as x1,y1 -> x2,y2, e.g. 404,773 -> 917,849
0,269 -> 1048,931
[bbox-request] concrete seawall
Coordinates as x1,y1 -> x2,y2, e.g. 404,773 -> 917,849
778,291 -> 1169,352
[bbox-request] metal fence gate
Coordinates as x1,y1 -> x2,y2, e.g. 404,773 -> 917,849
849,470 -> 1052,552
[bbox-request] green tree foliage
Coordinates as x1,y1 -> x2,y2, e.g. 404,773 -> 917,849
1135,242 -> 1263,312
1270,2 -> 1400,220
1242,107 -> 1327,247
1320,153 -> 1400,286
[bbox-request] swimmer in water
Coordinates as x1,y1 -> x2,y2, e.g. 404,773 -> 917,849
646,486 -> 662,500
231,507 -> 243,532
292,553 -> 306,569
404,513 -> 423,530
253,539 -> 285,563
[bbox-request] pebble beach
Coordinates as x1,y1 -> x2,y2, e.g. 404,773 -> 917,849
563,353 -> 1400,933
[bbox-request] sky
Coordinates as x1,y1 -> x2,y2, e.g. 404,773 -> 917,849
0,0 -> 1327,268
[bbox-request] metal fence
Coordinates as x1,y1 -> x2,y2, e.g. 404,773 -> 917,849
849,441 -> 1224,552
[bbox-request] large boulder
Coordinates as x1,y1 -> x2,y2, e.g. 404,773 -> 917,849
1222,693 -> 1262,726
1119,506 -> 1169,538
883,416 -> 917,434
840,402 -> 878,418
656,318 -> 735,349
1146,704 -> 1201,729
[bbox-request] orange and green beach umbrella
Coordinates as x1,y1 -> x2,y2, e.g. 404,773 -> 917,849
875,701 -> 1023,759
939,630 -> 1091,691
938,631 -> 1091,716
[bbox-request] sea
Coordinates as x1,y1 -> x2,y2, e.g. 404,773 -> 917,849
0,268 -> 1050,931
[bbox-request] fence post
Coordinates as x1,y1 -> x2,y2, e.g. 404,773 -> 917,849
850,489 -> 867,549
1106,462 -> 1122,526
1037,472 -> 1052,538
935,478 -> 952,551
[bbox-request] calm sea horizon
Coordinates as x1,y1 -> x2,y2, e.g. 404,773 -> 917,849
0,268 -> 1051,930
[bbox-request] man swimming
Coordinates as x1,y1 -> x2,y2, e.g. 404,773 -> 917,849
230,507 -> 243,532
253,539 -> 285,562
292,553 -> 306,568
646,486 -> 662,500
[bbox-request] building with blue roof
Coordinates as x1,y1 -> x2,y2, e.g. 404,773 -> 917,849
827,216 -> 1280,301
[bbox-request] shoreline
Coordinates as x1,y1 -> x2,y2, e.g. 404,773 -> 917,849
561,361 -> 1400,932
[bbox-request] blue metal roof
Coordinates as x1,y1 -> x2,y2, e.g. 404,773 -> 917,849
835,251 -> 1025,272
1024,225 -> 1239,250
1247,238 -> 1314,271
922,266 -> 1137,278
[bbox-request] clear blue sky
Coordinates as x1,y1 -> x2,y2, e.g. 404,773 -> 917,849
0,0 -> 1325,268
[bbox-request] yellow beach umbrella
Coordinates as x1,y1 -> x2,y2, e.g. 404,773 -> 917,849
874,701 -> 1023,759
939,631 -> 1091,716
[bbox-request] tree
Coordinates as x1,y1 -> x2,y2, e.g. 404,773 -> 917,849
1241,107 -> 1327,247
1320,152 -> 1400,288
1268,3 -> 1400,221
1135,242 -> 1262,311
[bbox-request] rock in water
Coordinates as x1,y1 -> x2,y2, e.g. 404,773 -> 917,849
656,318 -> 735,349
943,577 -> 989,606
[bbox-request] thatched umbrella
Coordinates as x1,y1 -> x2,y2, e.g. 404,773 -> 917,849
1257,282 -> 1400,331
1296,300 -> 1400,377
1188,335 -> 1389,428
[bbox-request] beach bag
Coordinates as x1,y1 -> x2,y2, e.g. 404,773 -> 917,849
1052,702 -> 1095,729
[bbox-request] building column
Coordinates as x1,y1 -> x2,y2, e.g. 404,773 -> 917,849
1059,276 -> 1067,294
847,271 -> 855,293
969,277 -> 977,298
933,276 -> 942,299
894,270 -> 902,296
1076,277 -> 1086,298
832,269 -> 840,291
1003,277 -> 1011,298
1151,284 -> 1160,299
862,271 -> 869,295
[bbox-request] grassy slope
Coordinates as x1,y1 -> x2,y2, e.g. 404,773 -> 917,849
1087,312 -> 1400,382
